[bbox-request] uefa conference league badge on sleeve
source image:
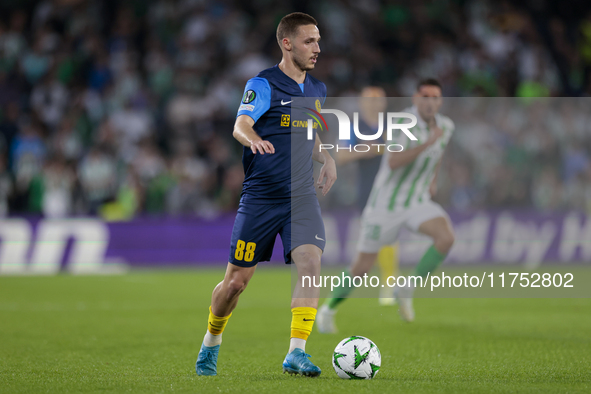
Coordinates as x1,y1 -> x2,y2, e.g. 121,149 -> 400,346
239,90 -> 256,112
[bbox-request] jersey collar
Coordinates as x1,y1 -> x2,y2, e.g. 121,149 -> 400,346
274,64 -> 308,93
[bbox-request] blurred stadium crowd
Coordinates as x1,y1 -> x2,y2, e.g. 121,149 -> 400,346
0,0 -> 590,219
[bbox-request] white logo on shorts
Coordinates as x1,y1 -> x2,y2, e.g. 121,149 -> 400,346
315,234 -> 325,241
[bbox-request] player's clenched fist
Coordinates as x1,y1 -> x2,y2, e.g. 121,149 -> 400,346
250,139 -> 275,155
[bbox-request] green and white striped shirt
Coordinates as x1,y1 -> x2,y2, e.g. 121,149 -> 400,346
366,106 -> 454,212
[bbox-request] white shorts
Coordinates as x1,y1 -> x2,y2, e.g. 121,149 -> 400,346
357,200 -> 449,253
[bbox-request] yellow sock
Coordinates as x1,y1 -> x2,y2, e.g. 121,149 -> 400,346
392,243 -> 399,277
207,306 -> 232,335
290,307 -> 316,340
377,243 -> 399,280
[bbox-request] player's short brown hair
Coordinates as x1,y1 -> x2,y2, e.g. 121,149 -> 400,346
276,12 -> 318,44
417,78 -> 442,91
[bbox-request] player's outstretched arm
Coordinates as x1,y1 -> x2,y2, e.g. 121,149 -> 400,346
233,115 -> 275,155
313,134 -> 337,196
388,126 -> 442,170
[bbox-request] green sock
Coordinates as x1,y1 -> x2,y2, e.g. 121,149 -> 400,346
326,271 -> 354,310
414,245 -> 446,278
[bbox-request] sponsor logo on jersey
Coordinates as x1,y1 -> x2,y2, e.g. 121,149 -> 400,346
239,104 -> 254,112
280,114 -> 290,127
292,120 -> 319,129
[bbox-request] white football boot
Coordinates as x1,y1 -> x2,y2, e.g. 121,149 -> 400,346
378,285 -> 396,306
393,282 -> 415,322
316,304 -> 338,334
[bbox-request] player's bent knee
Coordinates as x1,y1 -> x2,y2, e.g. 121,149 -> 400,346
225,278 -> 248,299
435,231 -> 455,254
300,257 -> 321,275
293,253 -> 321,276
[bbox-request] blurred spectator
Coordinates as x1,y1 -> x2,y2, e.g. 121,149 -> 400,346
145,159 -> 176,214
88,50 -> 112,93
49,116 -> 83,161
131,139 -> 166,189
100,165 -> 141,221
0,102 -> 21,159
532,167 -> 562,211
108,100 -> 154,162
448,164 -> 477,212
78,146 -> 117,214
11,122 -> 46,193
562,142 -> 590,182
30,71 -> 69,130
20,35 -> 52,85
39,156 -> 75,218
216,164 -> 244,211
0,153 -> 13,216
2,11 -> 28,68
166,139 -> 212,216
0,72 -> 22,107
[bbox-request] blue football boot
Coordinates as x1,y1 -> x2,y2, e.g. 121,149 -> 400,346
282,348 -> 321,377
196,343 -> 220,376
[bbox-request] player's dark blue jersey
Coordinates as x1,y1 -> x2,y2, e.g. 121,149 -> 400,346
236,65 -> 327,204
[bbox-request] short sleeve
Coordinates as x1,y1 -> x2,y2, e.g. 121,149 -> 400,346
237,77 -> 271,123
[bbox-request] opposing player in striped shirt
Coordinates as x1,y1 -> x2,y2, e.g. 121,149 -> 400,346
317,78 -> 455,330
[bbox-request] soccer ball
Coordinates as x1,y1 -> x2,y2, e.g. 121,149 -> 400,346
332,336 -> 381,379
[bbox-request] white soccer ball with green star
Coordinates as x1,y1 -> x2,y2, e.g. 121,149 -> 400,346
332,336 -> 381,379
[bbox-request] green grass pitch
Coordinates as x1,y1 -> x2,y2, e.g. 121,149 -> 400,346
1,267 -> 590,393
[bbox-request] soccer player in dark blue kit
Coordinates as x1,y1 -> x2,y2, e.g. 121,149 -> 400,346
196,13 -> 336,377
